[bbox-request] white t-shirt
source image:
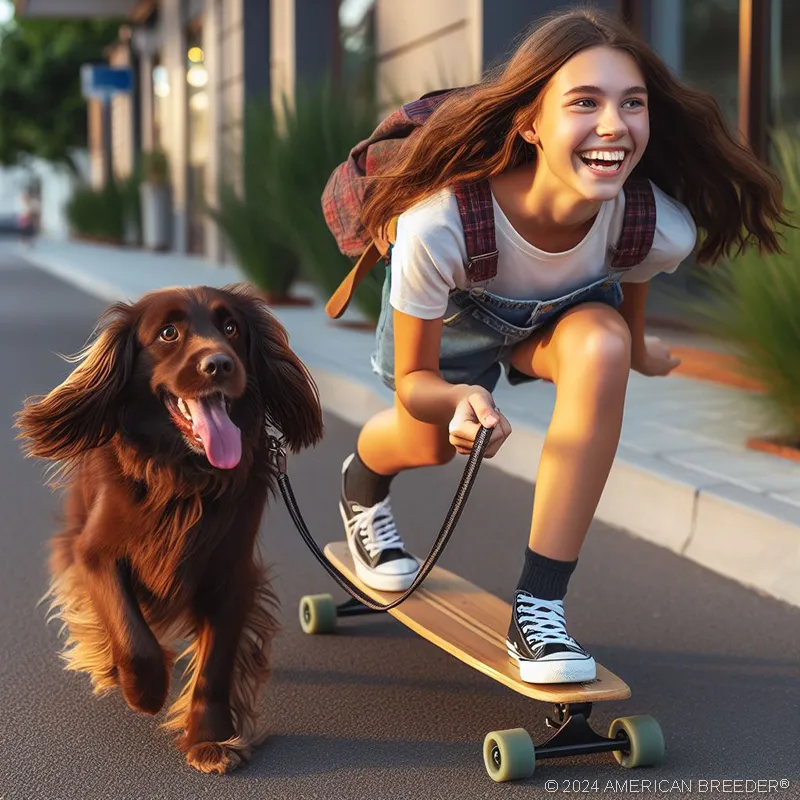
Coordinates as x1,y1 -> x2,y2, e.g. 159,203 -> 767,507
389,181 -> 697,320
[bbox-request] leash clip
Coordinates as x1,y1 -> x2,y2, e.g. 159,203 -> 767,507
267,433 -> 287,474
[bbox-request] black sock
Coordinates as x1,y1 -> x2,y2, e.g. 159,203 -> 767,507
344,450 -> 397,507
516,547 -> 577,601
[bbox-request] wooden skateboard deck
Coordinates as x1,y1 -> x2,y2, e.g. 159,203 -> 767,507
324,542 -> 630,704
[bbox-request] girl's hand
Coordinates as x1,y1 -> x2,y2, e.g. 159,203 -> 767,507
448,387 -> 512,457
631,335 -> 681,377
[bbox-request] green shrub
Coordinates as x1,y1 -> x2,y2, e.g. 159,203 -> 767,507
687,130 -> 800,441
66,175 -> 142,244
269,78 -> 385,320
141,149 -> 169,185
65,181 -> 126,242
207,102 -> 301,298
120,171 -> 142,244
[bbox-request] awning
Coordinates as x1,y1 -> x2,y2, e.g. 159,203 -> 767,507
14,0 -> 150,18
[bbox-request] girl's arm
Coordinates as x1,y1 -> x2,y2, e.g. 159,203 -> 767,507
618,281 -> 649,362
393,309 -> 473,425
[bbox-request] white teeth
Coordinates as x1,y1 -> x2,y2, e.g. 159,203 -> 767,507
579,150 -> 625,161
177,397 -> 192,421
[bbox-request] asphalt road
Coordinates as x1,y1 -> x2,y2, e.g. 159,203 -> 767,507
2,252 -> 799,800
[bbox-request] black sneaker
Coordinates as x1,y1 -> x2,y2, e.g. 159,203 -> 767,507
339,454 -> 419,592
506,591 -> 596,684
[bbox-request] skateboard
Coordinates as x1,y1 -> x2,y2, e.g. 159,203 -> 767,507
298,542 -> 665,783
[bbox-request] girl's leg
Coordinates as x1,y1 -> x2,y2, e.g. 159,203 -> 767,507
340,394 -> 455,591
509,302 -> 632,561
357,393 -> 456,476
504,302 -> 632,684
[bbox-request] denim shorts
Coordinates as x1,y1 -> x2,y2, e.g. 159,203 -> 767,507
371,263 -> 625,393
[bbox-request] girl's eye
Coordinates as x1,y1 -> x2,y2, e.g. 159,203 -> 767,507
224,320 -> 238,337
573,98 -> 646,110
159,324 -> 179,342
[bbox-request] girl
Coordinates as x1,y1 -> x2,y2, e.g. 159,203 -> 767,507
338,7 -> 785,684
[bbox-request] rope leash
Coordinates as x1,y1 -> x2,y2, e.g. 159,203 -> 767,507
268,425 -> 493,612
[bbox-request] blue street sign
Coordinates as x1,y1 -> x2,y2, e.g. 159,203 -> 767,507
81,64 -> 134,101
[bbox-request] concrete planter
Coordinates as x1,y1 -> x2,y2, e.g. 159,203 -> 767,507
140,183 -> 172,251
746,436 -> 800,463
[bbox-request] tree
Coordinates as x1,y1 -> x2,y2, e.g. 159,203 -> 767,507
0,16 -> 122,173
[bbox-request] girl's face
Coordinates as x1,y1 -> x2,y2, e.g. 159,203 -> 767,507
524,46 -> 650,203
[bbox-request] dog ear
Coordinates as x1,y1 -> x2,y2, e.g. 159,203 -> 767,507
15,302 -> 137,462
227,284 -> 323,453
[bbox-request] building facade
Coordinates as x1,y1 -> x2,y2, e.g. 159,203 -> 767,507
16,0 -> 800,262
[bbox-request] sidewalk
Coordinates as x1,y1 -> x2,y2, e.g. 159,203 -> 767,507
10,238 -> 800,609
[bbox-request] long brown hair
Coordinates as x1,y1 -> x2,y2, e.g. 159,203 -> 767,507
361,6 -> 787,264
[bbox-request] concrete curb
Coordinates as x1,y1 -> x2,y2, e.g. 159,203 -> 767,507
15,243 -> 800,610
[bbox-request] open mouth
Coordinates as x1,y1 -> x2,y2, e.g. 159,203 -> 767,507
577,149 -> 627,176
163,390 -> 242,470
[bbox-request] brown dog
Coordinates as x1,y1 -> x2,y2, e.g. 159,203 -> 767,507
15,284 -> 323,774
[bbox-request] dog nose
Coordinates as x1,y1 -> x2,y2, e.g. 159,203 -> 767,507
199,353 -> 234,376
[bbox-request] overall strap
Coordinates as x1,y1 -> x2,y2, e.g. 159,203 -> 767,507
453,180 -> 498,283
611,178 -> 656,269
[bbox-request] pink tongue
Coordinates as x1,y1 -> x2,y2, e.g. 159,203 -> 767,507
185,396 -> 242,469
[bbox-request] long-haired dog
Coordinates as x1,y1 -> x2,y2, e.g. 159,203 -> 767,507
15,284 -> 324,774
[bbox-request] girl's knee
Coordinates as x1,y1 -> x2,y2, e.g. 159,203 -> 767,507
412,439 -> 457,468
555,305 -> 632,376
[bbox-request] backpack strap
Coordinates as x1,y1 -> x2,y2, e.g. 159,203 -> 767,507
325,180 -> 498,319
452,180 -> 498,283
611,179 -> 656,269
325,240 -> 382,319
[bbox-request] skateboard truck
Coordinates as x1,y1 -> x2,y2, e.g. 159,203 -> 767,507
333,598 -> 380,617
537,703 -> 628,760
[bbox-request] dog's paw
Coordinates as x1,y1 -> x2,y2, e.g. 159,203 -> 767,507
185,742 -> 245,775
118,652 -> 170,715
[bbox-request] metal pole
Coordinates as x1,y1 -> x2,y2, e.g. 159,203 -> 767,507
102,95 -> 114,186
738,0 -> 772,160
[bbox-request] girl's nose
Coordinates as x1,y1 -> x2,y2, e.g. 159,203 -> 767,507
596,104 -> 628,137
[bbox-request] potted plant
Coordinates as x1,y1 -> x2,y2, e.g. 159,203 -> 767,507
686,129 -> 800,461
139,149 -> 172,251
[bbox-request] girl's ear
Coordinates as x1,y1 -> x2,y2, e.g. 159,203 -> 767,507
15,302 -> 136,462
228,284 -> 324,453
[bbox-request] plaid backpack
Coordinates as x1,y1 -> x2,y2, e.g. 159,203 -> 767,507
322,88 -> 656,319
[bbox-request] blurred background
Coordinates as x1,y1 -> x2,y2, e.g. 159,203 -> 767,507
0,1 -> 795,258
0,0 -> 798,395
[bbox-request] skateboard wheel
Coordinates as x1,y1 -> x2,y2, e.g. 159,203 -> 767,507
298,594 -> 336,634
482,728 -> 535,782
608,715 -> 665,768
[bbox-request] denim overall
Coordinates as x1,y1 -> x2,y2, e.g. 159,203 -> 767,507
371,259 -> 629,393
369,179 -> 655,393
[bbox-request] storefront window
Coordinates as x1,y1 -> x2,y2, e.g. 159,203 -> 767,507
680,0 -> 740,132
152,60 -> 169,150
338,0 -> 376,103
186,24 -> 208,255
771,0 -> 800,136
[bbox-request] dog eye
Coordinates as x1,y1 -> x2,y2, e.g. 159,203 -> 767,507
159,325 -> 179,342
224,320 -> 238,337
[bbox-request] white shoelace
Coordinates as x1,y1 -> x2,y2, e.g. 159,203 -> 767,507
349,497 -> 403,558
516,596 -> 579,648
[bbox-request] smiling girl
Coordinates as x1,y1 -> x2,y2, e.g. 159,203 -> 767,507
337,7 -> 785,684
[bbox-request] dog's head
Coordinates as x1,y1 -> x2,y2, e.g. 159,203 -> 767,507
16,284 -> 324,470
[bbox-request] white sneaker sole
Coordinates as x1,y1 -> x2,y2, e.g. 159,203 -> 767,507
339,504 -> 419,592
507,642 -> 597,684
